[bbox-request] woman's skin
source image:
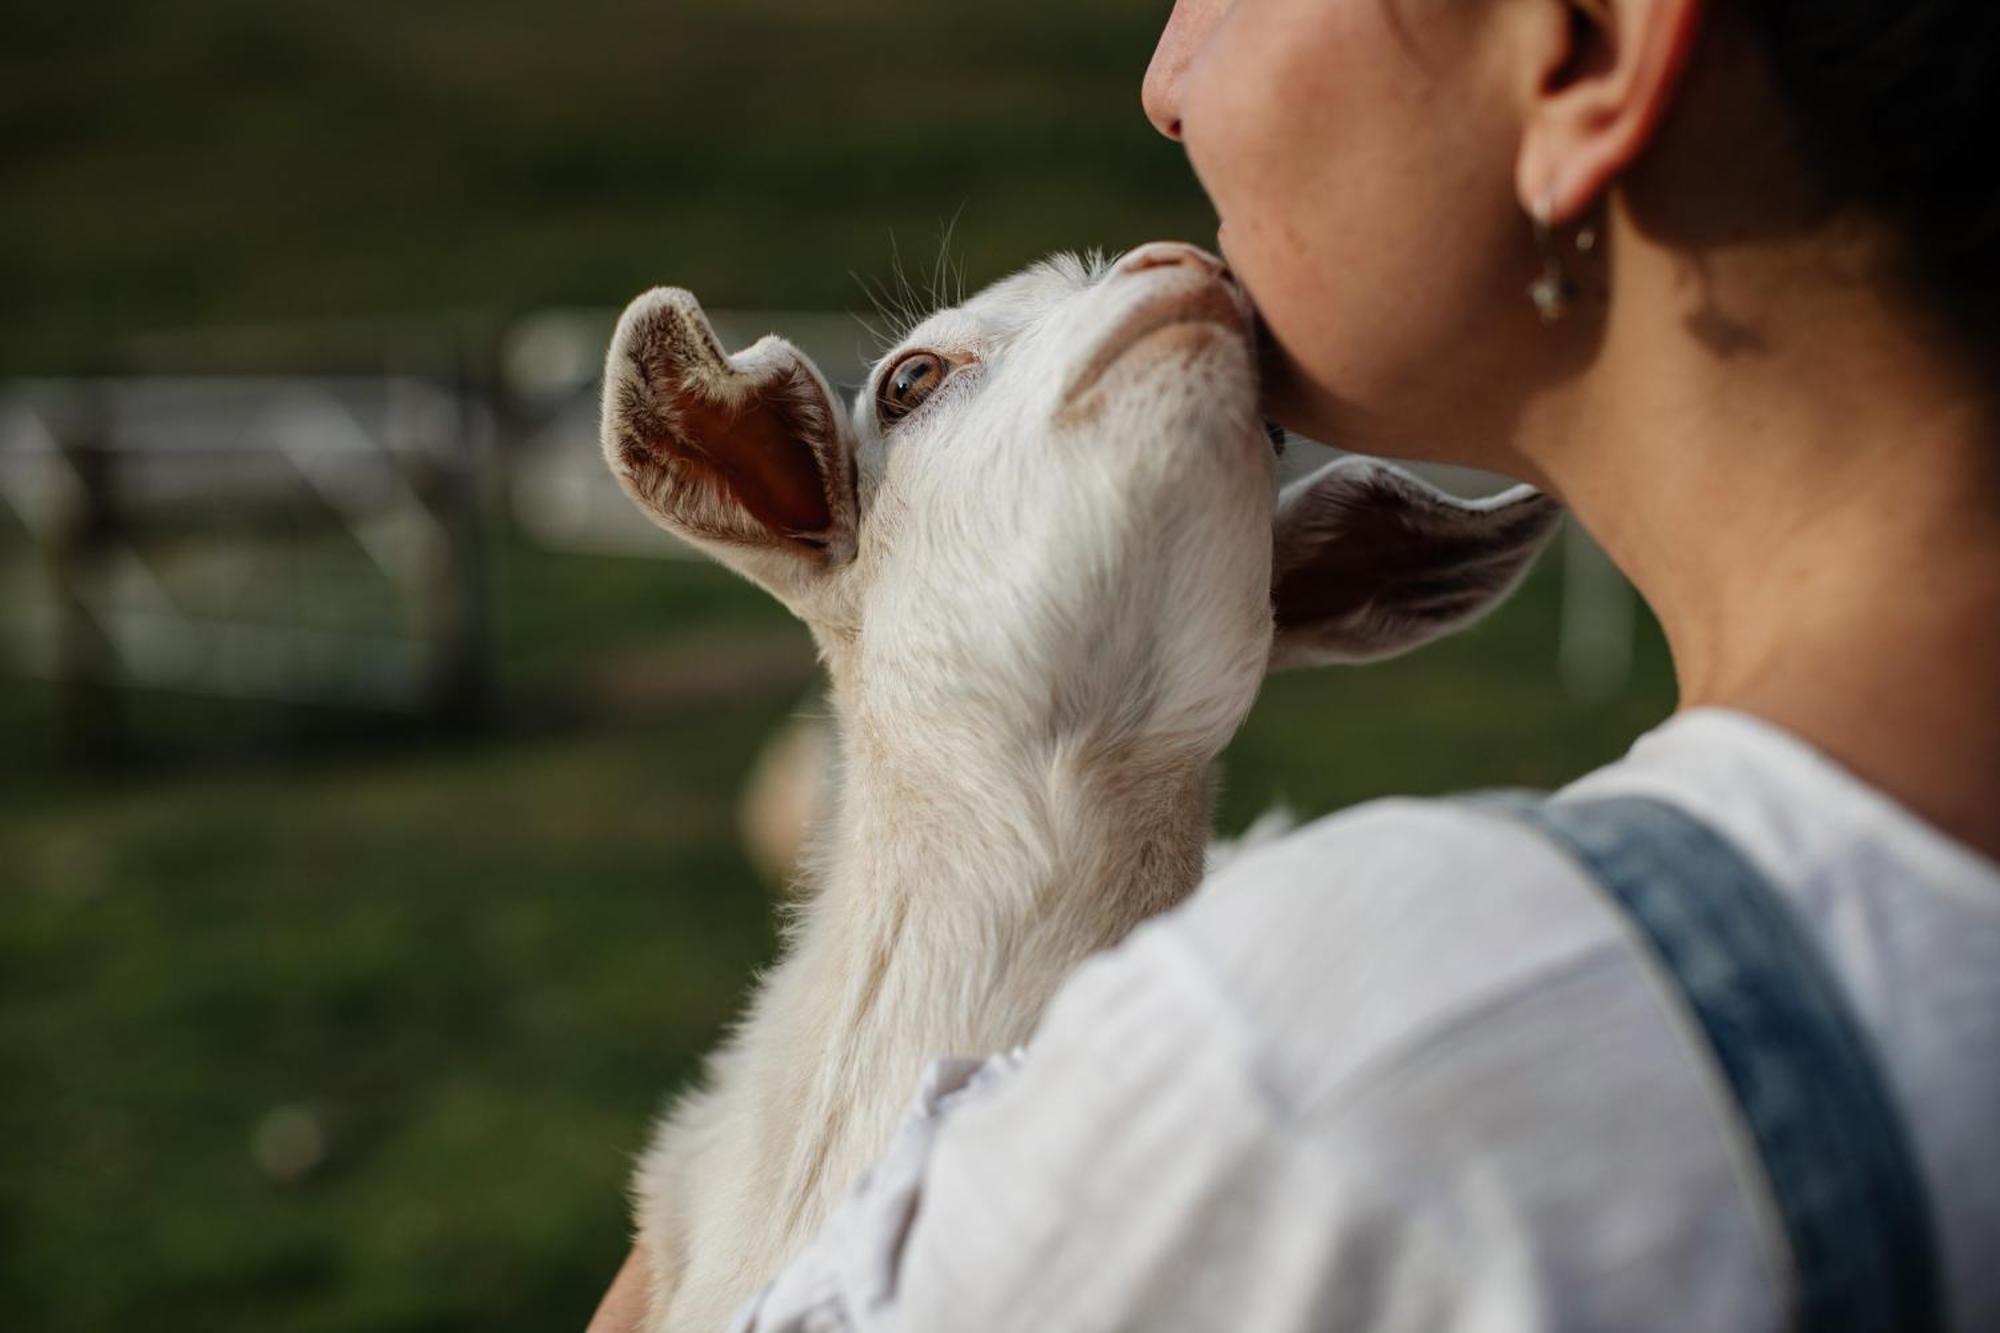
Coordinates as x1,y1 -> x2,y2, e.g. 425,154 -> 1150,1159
1147,0 -> 2000,860
590,0 -> 2000,1323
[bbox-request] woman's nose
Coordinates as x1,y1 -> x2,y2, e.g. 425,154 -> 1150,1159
1142,0 -> 1229,142
1141,53 -> 1185,141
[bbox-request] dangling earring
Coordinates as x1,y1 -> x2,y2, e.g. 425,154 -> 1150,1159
1528,193 -> 1574,323
1527,190 -> 1597,324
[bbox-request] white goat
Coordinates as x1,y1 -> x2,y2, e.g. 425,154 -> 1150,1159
599,242 -> 1559,1331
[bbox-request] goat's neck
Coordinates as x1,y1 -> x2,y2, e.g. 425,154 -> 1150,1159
742,678 -> 1211,1234
819,675 -> 1210,989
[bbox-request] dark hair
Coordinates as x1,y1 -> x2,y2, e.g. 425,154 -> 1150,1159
1735,1 -> 2000,356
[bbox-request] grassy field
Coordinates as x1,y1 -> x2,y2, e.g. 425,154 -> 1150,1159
5,1 -> 1681,1325
0,539 -> 1677,1332
1,0 -> 1212,373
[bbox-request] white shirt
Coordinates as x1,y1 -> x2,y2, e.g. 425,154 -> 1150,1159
733,709 -> 2000,1332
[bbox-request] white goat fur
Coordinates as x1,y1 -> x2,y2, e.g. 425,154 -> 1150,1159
598,245 -> 1559,1330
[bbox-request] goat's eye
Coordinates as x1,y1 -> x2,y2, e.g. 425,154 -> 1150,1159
878,351 -> 949,425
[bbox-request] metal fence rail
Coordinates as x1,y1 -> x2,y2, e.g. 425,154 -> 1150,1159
0,376 -> 490,736
0,309 -> 1640,759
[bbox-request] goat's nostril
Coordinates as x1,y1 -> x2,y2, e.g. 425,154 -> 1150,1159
1119,241 -> 1222,277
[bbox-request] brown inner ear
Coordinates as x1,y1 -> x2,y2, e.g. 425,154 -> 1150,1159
1273,503 -> 1442,632
673,371 -> 834,544
1273,483 -> 1557,639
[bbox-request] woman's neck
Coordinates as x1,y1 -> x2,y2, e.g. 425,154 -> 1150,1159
1536,223 -> 2000,859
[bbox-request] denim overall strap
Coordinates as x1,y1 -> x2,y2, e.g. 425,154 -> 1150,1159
1485,794 -> 1944,1333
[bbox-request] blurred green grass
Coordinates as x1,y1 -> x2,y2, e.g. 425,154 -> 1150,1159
1,541 -> 1675,1332
0,0 -> 1212,372
0,547 -> 816,1330
3,0 -> 1681,1325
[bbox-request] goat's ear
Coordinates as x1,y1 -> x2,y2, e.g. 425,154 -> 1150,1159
1269,457 -> 1562,670
601,287 -> 856,588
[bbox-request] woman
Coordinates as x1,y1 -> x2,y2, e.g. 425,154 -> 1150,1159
593,0 -> 1999,1326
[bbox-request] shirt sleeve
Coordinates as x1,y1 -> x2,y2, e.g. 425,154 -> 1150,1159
731,800 -> 1786,1333
730,918 -> 1409,1333
727,1050 -> 1028,1332
726,915 -> 1277,1333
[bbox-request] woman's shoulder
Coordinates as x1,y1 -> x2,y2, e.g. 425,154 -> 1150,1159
1564,707 -> 2000,918
1163,707 -> 2000,1111
1183,707 -> 2000,973
1184,787 -> 1614,974
1165,788 -> 1626,1107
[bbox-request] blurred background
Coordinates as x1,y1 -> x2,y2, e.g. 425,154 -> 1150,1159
0,2 -> 1675,1329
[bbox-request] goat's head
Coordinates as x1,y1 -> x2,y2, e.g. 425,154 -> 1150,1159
601,243 -> 1559,761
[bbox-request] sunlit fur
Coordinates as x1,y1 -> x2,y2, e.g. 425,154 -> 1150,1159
598,245 -> 1558,1331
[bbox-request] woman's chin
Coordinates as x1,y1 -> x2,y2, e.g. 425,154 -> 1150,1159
1254,353 -> 1339,447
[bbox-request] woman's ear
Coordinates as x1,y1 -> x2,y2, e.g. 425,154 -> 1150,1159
1513,0 -> 1707,223
601,288 -> 858,603
1269,457 -> 1562,669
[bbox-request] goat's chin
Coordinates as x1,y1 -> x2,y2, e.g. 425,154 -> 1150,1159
1057,322 -> 1259,432
1129,319 -> 1244,362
